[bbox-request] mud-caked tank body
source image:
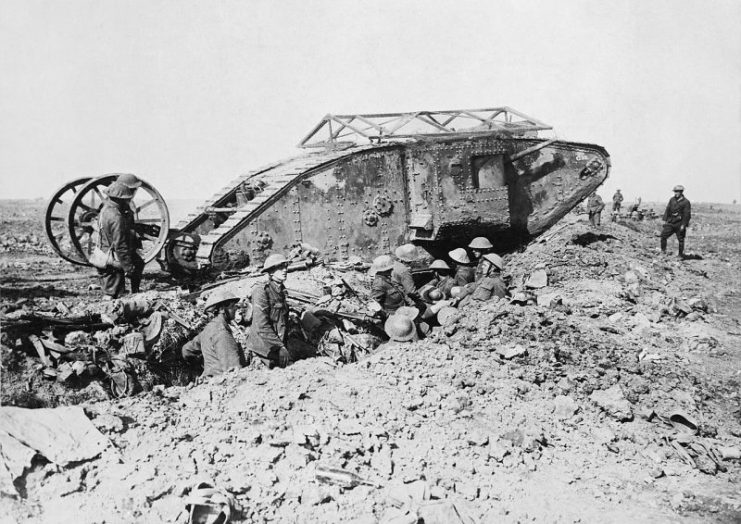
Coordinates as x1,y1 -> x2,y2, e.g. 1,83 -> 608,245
161,107 -> 610,272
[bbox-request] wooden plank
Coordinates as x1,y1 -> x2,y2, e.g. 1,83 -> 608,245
28,334 -> 52,367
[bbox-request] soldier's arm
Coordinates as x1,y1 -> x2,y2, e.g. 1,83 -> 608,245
682,201 -> 691,227
181,333 -> 202,362
370,279 -> 386,304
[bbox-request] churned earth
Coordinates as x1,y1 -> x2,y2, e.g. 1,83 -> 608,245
1,199 -> 740,523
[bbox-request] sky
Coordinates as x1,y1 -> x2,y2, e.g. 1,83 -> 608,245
1,0 -> 740,206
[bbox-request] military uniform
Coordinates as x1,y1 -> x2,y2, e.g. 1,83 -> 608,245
182,312 -> 244,376
371,274 -> 407,315
454,265 -> 476,286
612,191 -> 623,212
392,261 -> 420,302
248,280 -> 290,367
587,194 -> 605,227
429,275 -> 455,298
97,199 -> 144,298
660,195 -> 691,256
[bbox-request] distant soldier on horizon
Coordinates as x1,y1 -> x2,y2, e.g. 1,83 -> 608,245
660,185 -> 691,259
612,189 -> 624,213
587,192 -> 605,227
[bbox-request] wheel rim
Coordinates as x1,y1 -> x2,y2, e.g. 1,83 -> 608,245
44,177 -> 93,265
67,174 -> 170,265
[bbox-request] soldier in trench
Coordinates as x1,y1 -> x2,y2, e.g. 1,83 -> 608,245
246,254 -> 312,368
182,288 -> 245,377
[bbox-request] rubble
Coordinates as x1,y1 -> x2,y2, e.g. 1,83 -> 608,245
1,202 -> 741,522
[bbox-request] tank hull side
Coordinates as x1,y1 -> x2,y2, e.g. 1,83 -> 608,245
217,147 -> 408,264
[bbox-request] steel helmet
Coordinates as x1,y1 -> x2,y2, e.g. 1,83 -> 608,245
673,185 -> 685,192
203,287 -> 239,310
427,288 -> 443,302
482,253 -> 503,270
384,314 -> 416,342
262,253 -> 288,272
449,286 -> 464,298
370,254 -> 394,274
448,248 -> 471,265
468,237 -> 493,250
394,243 -> 419,263
106,182 -> 135,199
430,259 -> 450,271
437,306 -> 459,326
116,173 -> 143,189
395,305 -> 420,321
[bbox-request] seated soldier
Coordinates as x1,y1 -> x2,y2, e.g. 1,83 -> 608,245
468,237 -> 494,281
421,259 -> 455,300
182,288 -> 245,377
392,244 -> 422,303
370,254 -> 408,317
449,248 -> 476,286
455,253 -> 508,305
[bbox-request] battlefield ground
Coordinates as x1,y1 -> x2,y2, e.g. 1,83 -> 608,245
1,198 -> 740,523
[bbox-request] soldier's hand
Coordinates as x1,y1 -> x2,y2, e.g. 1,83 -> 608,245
278,347 -> 292,368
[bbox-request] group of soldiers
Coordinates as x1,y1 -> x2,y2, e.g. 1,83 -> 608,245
370,237 -> 508,342
93,174 -> 692,378
586,185 -> 692,258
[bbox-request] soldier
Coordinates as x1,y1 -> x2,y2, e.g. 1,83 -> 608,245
453,253 -> 507,305
612,189 -> 624,213
661,185 -> 691,259
247,254 -> 294,368
370,254 -> 408,317
427,259 -> 455,299
182,288 -> 244,377
468,237 -> 494,281
392,243 -> 421,302
587,192 -> 605,227
97,181 -> 145,299
449,248 -> 475,286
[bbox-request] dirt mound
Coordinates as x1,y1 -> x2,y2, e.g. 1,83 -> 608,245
1,204 -> 741,523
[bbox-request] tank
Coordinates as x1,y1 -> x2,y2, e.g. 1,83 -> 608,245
45,107 -> 610,274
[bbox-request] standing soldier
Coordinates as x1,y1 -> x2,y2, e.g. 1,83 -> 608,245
612,189 -> 624,213
468,237 -> 494,281
247,254 -> 293,368
661,185 -> 691,259
182,288 -> 244,377
587,192 -> 605,227
97,181 -> 145,298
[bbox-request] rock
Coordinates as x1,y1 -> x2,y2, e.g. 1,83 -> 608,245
487,440 -> 510,462
498,344 -> 527,360
553,395 -> 578,419
93,414 -> 125,433
71,361 -> 87,376
525,269 -> 548,289
64,331 -> 90,347
338,419 -> 364,435
418,501 -> 477,524
371,446 -> 394,477
718,447 -> 741,460
537,293 -> 561,308
590,385 -> 633,421
56,363 -> 75,384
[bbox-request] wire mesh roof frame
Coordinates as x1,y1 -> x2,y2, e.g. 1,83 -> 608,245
298,107 -> 552,148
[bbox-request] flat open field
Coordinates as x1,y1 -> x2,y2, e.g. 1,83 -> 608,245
1,199 -> 740,523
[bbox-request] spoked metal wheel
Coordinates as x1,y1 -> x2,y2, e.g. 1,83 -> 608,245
67,174 -> 170,265
45,177 -> 94,265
